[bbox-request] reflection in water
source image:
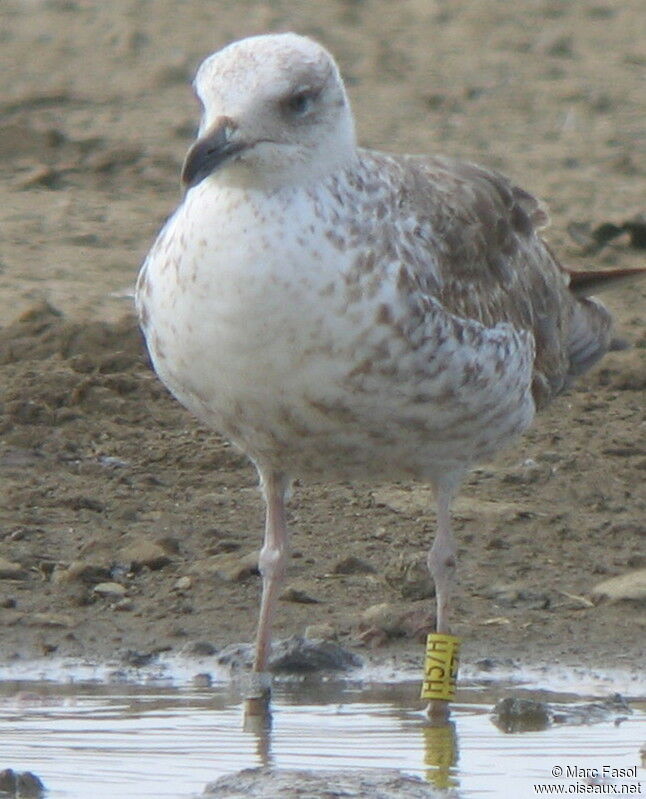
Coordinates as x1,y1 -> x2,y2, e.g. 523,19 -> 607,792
422,719 -> 458,790
243,709 -> 273,769
0,676 -> 643,798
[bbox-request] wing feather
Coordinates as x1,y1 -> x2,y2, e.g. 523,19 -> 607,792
378,153 -> 614,405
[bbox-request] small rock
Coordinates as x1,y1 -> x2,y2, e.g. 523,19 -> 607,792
279,586 -> 320,604
92,581 -> 127,598
216,642 -> 253,670
501,459 -> 550,485
0,769 -> 16,794
332,555 -> 376,575
0,558 -> 27,580
384,552 -> 435,600
492,697 -> 551,733
27,612 -> 75,628
17,771 -> 46,798
484,581 -> 551,609
217,636 -> 361,674
63,495 -> 105,513
174,576 -> 193,591
157,536 -> 181,554
269,637 -> 362,674
187,640 -> 218,656
304,623 -> 336,641
117,540 -> 171,571
114,597 -> 133,612
360,603 -> 404,636
0,769 -> 45,798
199,551 -> 259,582
203,767 -> 441,798
359,603 -> 433,646
122,649 -> 158,667
591,570 -> 646,603
474,657 -> 518,673
53,558 -> 111,585
207,539 -> 242,555
492,694 -> 631,733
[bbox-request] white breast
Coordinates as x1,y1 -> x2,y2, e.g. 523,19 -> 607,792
137,176 -> 535,481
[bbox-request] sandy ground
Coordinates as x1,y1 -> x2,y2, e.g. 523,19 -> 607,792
0,1 -> 644,685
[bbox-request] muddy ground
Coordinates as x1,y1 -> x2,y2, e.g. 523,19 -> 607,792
0,1 -> 644,684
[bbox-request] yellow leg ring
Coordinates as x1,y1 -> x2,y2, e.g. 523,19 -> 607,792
420,633 -> 461,701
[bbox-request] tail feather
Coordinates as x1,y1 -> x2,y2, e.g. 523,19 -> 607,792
567,296 -> 613,378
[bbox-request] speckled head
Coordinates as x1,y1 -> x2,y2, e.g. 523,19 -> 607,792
182,33 -> 357,190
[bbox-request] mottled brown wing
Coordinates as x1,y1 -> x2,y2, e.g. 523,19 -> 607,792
392,154 -> 613,406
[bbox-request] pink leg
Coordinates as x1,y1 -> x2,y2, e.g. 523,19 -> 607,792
249,471 -> 290,702
427,482 -> 457,635
426,479 -> 458,720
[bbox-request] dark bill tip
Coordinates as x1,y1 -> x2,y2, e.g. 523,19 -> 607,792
181,118 -> 245,189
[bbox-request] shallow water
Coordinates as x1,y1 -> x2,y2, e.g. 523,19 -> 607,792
0,668 -> 644,798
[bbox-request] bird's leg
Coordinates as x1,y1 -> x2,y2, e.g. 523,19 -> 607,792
425,480 -> 458,720
245,469 -> 290,718
428,484 -> 457,635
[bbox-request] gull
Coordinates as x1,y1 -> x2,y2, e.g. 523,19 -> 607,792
136,33 -> 642,716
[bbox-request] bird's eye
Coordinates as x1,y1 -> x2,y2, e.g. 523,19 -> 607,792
283,89 -> 319,117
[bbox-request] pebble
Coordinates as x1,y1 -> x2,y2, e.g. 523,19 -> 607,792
187,640 -> 218,656
174,576 -> 193,591
207,539 -> 242,555
358,603 -> 433,646
199,551 -> 259,582
384,552 -> 435,600
492,694 -> 631,733
591,569 -> 646,603
217,636 -> 361,674
501,459 -> 551,485
27,612 -> 75,628
484,581 -> 551,609
117,540 -> 171,570
332,555 -> 376,575
52,558 -> 111,585
0,558 -> 27,580
0,768 -> 46,798
203,767 -> 445,798
491,697 -> 551,732
122,649 -> 161,667
279,586 -> 320,604
92,581 -> 127,598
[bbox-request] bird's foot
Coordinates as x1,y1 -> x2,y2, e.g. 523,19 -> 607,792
425,698 -> 451,722
243,670 -> 273,722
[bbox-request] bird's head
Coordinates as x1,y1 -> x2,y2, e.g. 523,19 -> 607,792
181,33 -> 357,191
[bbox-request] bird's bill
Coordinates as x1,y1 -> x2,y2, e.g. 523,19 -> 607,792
181,118 -> 246,189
